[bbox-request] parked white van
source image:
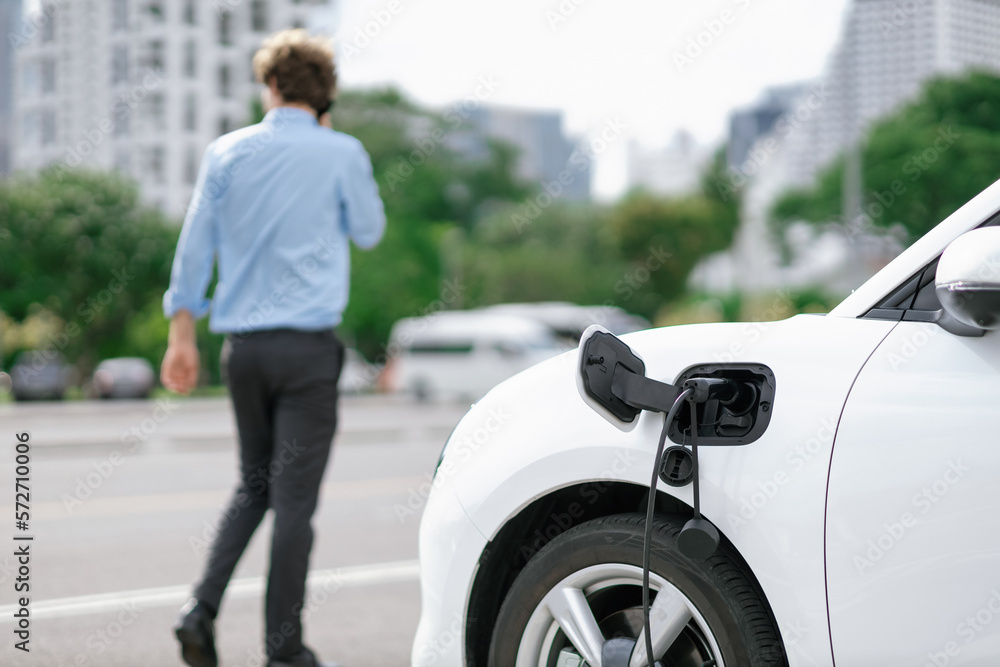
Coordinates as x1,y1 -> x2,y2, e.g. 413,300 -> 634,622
383,310 -> 563,402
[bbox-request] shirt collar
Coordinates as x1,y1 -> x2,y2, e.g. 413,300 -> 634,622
263,107 -> 318,125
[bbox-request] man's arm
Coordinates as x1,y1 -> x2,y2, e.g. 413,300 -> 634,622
160,145 -> 222,393
340,140 -> 386,249
161,310 -> 200,394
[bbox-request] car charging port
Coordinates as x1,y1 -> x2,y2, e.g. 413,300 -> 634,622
669,364 -> 775,447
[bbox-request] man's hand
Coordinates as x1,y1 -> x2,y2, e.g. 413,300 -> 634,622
161,310 -> 200,394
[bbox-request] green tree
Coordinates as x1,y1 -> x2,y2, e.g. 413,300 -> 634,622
459,151 -> 743,322
772,70 -> 1000,243
461,201 -> 630,309
0,168 -> 178,373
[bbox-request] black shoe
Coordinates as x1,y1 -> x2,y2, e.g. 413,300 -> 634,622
173,598 -> 218,667
267,646 -> 341,667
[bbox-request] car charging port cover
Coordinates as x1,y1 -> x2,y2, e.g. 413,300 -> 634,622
659,446 -> 694,487
579,330 -> 645,424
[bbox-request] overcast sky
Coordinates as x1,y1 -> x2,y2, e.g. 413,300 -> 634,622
317,0 -> 853,197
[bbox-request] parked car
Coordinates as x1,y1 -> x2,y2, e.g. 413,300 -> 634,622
92,357 -> 155,399
10,351 -> 71,401
485,302 -> 650,347
412,179 -> 1000,666
383,310 -> 563,402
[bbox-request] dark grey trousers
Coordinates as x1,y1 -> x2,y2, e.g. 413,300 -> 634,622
194,328 -> 344,660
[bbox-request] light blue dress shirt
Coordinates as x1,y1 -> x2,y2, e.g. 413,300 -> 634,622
162,107 -> 386,334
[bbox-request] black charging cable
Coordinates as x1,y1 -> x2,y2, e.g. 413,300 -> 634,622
641,387 -> 693,667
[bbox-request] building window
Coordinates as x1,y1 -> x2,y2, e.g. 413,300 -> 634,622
40,59 -> 55,94
251,0 -> 268,32
144,40 -> 165,73
41,10 -> 55,42
183,40 -> 197,78
184,147 -> 199,185
41,110 -> 56,146
184,93 -> 197,131
112,0 -> 128,31
218,117 -> 232,136
183,0 -> 196,25
218,12 -> 233,46
114,105 -> 129,137
22,112 -> 40,147
20,61 -> 39,97
218,64 -> 231,99
145,93 -> 166,130
114,151 -> 130,172
146,2 -> 165,22
145,146 -> 166,184
111,46 -> 129,85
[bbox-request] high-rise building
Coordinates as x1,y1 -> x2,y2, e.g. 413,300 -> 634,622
464,106 -> 591,200
11,0 -> 332,217
784,0 -> 1000,187
0,0 -> 23,175
727,84 -> 809,172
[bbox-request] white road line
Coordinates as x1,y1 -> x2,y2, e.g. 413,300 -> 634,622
0,559 -> 420,623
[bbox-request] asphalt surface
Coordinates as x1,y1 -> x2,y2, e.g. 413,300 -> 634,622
0,395 -> 470,667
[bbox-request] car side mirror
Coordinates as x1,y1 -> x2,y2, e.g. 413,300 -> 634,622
936,227 -> 1000,330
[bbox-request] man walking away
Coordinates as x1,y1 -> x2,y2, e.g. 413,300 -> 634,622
160,29 -> 385,667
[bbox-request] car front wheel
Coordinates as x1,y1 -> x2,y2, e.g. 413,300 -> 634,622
488,514 -> 786,667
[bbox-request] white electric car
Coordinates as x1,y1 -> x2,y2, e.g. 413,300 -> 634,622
412,177 -> 1000,667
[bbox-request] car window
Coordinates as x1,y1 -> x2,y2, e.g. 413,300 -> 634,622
865,212 -> 1000,321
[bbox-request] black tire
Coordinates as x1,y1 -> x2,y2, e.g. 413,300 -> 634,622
488,513 -> 786,667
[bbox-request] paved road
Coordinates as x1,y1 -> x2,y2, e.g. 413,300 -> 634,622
0,395 -> 470,666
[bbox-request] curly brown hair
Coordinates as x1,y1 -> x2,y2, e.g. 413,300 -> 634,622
252,29 -> 337,112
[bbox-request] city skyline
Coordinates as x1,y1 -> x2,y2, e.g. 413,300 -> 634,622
11,0 -> 331,216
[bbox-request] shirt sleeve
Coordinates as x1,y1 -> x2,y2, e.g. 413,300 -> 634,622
340,140 -> 386,249
162,144 -> 221,319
